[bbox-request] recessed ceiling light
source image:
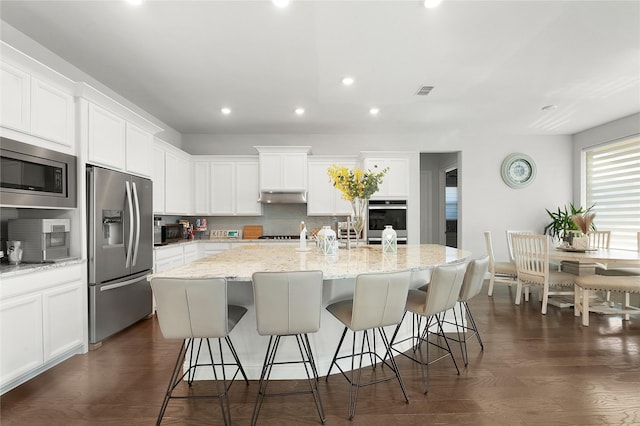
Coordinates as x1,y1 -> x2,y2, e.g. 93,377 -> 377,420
423,0 -> 442,8
541,104 -> 558,111
369,108 -> 380,116
272,0 -> 290,8
295,108 -> 305,116
221,107 -> 231,115
342,76 -> 355,86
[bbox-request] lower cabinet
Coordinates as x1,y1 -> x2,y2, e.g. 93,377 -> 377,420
0,264 -> 84,395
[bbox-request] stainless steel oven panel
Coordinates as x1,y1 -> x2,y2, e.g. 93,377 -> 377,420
367,200 -> 408,239
367,237 -> 408,245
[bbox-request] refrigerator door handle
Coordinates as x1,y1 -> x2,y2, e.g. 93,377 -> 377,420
132,181 -> 141,266
125,180 -> 134,268
100,274 -> 150,292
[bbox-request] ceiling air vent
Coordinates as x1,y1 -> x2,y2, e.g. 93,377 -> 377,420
415,86 -> 434,96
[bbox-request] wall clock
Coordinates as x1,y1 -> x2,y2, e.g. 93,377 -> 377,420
501,153 -> 537,188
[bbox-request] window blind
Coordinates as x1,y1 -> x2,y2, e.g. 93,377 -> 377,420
585,137 -> 640,250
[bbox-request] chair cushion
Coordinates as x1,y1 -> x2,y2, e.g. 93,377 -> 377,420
326,299 -> 354,328
518,271 -> 575,286
228,305 -> 248,332
494,261 -> 516,275
596,266 -> 640,277
405,289 -> 427,314
575,275 -> 640,293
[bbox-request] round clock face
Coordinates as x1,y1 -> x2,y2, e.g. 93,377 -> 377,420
501,153 -> 536,188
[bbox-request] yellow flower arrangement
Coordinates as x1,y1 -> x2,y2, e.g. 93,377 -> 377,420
327,164 -> 389,201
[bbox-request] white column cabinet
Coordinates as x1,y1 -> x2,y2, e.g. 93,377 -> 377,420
362,155 -> 410,199
193,161 -> 211,215
164,148 -> 192,215
307,157 -> 357,216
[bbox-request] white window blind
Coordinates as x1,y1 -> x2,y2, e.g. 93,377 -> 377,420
585,137 -> 640,250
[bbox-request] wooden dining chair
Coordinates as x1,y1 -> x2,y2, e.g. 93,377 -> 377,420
484,231 -> 518,297
512,234 -> 576,315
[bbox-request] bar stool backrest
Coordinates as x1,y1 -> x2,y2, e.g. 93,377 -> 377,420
350,270 -> 412,331
151,277 -> 230,339
421,262 -> 467,316
459,256 -> 490,301
252,270 -> 324,336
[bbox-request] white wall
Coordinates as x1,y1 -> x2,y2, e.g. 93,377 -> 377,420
184,132 -> 574,260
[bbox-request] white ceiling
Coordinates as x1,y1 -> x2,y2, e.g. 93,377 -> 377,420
1,0 -> 639,136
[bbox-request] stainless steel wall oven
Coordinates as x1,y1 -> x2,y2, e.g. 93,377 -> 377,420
367,200 -> 407,244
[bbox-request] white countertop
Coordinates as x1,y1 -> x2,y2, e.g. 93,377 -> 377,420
150,243 -> 472,281
0,258 -> 85,278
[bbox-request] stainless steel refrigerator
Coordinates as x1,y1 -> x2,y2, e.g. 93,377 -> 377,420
87,165 -> 153,344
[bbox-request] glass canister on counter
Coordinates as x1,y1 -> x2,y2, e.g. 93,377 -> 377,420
316,226 -> 338,255
382,225 -> 397,254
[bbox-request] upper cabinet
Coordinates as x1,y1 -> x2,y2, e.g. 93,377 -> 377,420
1,59 -> 75,153
307,156 -> 357,216
193,156 -> 262,216
361,153 -> 410,200
84,100 -> 158,178
256,146 -> 310,192
159,141 -> 192,215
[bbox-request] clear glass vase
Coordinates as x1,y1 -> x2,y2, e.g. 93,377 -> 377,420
351,197 -> 367,247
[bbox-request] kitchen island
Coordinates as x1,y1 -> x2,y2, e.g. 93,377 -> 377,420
150,243 -> 472,380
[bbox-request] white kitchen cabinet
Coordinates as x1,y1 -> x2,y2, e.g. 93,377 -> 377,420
164,147 -> 192,215
307,157 -> 357,216
182,243 -> 200,264
152,143 -> 166,214
1,61 -> 31,133
88,103 -> 127,170
202,242 -> 231,257
30,77 -> 74,148
154,245 -> 184,273
42,281 -> 84,362
125,123 -> 153,177
362,155 -> 410,199
0,263 -> 85,395
1,61 -> 75,150
256,146 -> 310,192
208,158 -> 261,216
193,161 -> 210,215
0,292 -> 43,387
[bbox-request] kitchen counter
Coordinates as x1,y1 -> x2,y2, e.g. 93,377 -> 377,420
152,243 -> 470,281
0,257 -> 85,278
149,243 -> 472,381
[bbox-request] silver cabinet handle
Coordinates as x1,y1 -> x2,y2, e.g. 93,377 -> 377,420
101,274 -> 150,291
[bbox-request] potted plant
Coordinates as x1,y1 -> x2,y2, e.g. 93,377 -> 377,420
544,203 -> 595,243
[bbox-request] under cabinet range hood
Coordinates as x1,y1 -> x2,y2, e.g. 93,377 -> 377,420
258,190 -> 307,204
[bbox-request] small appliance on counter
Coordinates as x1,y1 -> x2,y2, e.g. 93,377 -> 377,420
7,218 -> 71,263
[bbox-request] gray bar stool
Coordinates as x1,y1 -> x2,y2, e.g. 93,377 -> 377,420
325,270 -> 411,420
251,270 -> 325,425
388,262 -> 467,394
150,276 -> 248,426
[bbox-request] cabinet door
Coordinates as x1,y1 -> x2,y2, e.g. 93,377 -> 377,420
42,281 -> 84,362
125,123 -> 153,177
0,62 -> 31,133
282,153 -> 307,191
88,104 -> 126,170
364,157 -> 409,199
0,293 -> 43,385
30,78 -> 74,147
152,144 -> 165,213
259,153 -> 282,190
210,162 -> 234,215
193,162 -> 210,215
164,150 -> 191,214
307,161 -> 336,215
235,162 -> 261,215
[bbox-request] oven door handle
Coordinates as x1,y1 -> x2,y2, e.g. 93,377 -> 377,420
368,205 -> 407,210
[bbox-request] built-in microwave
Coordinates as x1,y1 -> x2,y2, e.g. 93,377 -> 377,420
0,137 -> 77,208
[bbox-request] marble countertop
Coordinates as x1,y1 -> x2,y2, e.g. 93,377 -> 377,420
150,243 -> 472,281
0,258 -> 85,278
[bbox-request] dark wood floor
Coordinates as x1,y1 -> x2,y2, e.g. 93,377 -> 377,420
2,282 -> 640,425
